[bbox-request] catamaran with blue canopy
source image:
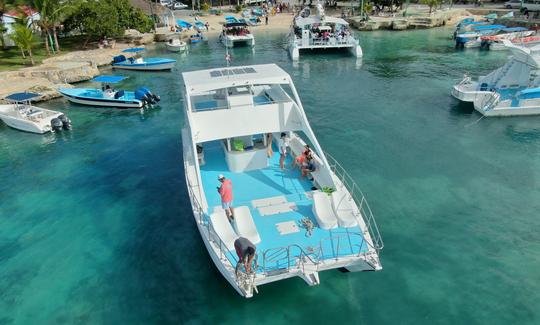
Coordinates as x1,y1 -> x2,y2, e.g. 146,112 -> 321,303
58,76 -> 160,109
112,48 -> 176,71
181,64 -> 383,297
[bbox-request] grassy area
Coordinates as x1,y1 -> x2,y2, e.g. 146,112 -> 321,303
0,35 -> 87,72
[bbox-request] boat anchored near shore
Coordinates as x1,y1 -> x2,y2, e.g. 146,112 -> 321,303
452,40 -> 540,116
288,2 -> 362,60
58,76 -> 160,109
112,47 -> 176,71
0,92 -> 71,134
181,64 -> 383,298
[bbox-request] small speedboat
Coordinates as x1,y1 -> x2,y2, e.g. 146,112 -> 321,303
190,33 -> 205,43
194,20 -> 206,32
58,76 -> 160,109
112,48 -> 176,71
177,19 -> 193,30
0,92 -> 71,134
166,38 -> 187,52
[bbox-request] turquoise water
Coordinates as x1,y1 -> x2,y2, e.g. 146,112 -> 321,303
1,28 -> 540,324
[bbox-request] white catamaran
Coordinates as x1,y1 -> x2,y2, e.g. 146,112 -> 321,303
181,64 -> 383,297
288,2 -> 362,60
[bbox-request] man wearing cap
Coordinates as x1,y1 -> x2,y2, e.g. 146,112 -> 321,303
234,237 -> 256,273
217,174 -> 234,221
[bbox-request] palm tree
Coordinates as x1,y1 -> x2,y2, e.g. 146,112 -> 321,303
10,22 -> 36,65
32,0 -> 55,55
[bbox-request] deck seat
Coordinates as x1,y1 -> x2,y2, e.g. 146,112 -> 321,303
210,210 -> 239,251
331,190 -> 358,228
312,191 -> 338,230
232,206 -> 261,244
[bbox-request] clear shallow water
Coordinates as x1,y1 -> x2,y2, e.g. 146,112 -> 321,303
1,28 -> 539,324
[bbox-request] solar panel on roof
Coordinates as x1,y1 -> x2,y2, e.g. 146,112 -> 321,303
233,68 -> 245,74
221,70 -> 232,76
244,67 -> 256,73
210,71 -> 222,77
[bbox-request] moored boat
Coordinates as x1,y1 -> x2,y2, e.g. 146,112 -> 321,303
58,76 -> 160,109
0,92 -> 71,134
219,22 -> 255,47
166,38 -> 187,52
181,64 -> 383,297
452,40 -> 540,116
288,2 -> 362,60
112,48 -> 176,71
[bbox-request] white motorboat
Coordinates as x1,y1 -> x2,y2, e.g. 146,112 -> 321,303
219,22 -> 255,48
181,64 -> 383,298
166,38 -> 187,52
288,2 -> 362,60
0,92 -> 71,134
452,40 -> 540,116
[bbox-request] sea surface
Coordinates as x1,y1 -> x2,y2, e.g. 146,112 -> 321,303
1,28 -> 539,324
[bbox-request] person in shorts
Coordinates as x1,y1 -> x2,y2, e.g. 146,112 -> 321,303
217,174 -> 234,221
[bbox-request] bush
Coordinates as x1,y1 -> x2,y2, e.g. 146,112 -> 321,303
235,4 -> 244,13
201,2 -> 211,11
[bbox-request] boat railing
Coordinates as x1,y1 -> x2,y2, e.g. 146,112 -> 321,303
192,97 -> 293,112
260,244 -> 321,276
479,91 -> 500,111
323,151 -> 384,252
319,232 -> 379,268
183,159 -> 240,268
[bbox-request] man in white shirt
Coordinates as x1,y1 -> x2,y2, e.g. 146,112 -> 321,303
277,132 -> 289,170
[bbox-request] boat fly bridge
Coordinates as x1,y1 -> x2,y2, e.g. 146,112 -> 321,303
181,64 -> 383,297
288,2 -> 362,60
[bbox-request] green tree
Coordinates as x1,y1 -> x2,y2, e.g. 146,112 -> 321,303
420,0 -> 441,13
10,20 -> 36,65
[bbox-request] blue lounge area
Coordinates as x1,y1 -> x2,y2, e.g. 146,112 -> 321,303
199,140 -> 368,272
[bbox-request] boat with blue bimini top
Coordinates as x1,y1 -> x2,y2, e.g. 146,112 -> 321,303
452,40 -> 540,116
58,76 -> 160,109
0,92 -> 71,134
455,24 -> 507,48
112,47 -> 176,71
288,2 -> 362,61
181,64 -> 383,298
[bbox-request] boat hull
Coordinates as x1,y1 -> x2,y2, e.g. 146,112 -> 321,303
58,89 -> 144,109
220,35 -> 255,48
0,105 -> 62,134
112,59 -> 176,71
166,43 -> 186,52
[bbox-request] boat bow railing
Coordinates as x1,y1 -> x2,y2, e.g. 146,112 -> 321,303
323,152 -> 384,252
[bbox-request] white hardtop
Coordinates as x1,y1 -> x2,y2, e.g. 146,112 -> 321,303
295,15 -> 349,28
183,64 -> 292,94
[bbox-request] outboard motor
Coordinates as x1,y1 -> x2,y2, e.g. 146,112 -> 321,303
139,87 -> 160,103
58,114 -> 72,130
112,55 -> 127,64
51,118 -> 63,132
134,89 -> 151,107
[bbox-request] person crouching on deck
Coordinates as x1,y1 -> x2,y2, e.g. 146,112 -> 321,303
234,237 -> 256,273
217,174 -> 234,221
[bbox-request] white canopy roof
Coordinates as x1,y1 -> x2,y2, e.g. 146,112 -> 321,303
183,64 -> 291,94
295,16 -> 349,28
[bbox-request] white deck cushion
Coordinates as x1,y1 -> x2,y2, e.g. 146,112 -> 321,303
233,206 -> 261,244
312,191 -> 338,230
210,210 -> 239,251
331,190 -> 358,228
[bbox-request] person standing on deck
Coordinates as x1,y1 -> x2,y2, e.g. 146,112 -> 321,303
217,174 -> 234,221
234,237 -> 256,273
277,132 -> 289,170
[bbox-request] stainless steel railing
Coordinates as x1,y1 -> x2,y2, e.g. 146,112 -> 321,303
324,152 -> 384,251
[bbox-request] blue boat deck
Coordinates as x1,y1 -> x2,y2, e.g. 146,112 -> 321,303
199,141 -> 368,272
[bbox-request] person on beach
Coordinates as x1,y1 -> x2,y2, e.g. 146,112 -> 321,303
205,22 -> 209,31
265,14 -> 269,25
234,237 -> 256,273
217,174 -> 234,221
278,132 -> 289,170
